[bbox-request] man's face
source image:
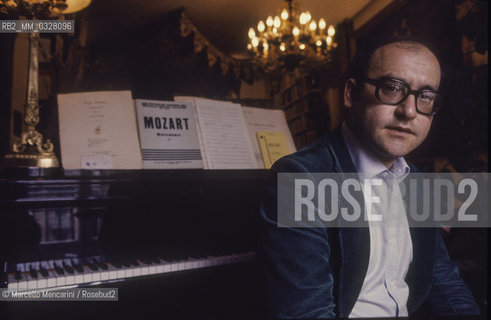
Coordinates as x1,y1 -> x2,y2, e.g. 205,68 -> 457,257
345,42 -> 441,167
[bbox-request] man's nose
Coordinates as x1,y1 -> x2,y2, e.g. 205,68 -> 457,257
395,94 -> 418,119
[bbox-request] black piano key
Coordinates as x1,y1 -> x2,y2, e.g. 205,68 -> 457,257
111,260 -> 122,269
92,258 -> 108,270
63,261 -> 74,274
54,262 -> 65,275
130,260 -> 140,267
87,260 -> 99,271
29,265 -> 38,279
39,265 -> 49,277
0,271 -> 6,285
14,270 -> 22,280
96,261 -> 108,270
122,261 -> 131,268
71,260 -> 84,273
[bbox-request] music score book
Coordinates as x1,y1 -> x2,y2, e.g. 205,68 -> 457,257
135,99 -> 203,169
175,96 -> 258,169
57,90 -> 143,170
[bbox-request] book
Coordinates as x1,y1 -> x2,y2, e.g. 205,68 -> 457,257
256,131 -> 291,169
175,96 -> 258,169
57,90 -> 143,170
134,99 -> 203,169
241,106 -> 296,168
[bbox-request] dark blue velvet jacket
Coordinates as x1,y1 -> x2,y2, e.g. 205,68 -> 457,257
260,127 -> 480,319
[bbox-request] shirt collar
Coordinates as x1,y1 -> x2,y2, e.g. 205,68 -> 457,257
341,122 -> 410,182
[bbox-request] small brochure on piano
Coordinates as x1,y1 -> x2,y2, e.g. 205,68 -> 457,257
241,106 -> 296,168
256,131 -> 291,169
135,99 -> 203,169
57,90 -> 143,170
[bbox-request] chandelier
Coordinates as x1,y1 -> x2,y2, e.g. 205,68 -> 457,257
247,0 -> 337,72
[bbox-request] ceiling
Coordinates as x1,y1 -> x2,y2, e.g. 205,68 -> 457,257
83,0 -> 373,58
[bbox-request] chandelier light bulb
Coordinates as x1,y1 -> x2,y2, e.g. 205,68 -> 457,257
280,43 -> 286,51
263,42 -> 269,51
305,11 -> 311,23
266,16 -> 274,27
281,8 -> 288,20
328,25 -> 335,37
316,40 -> 322,47
247,43 -> 252,50
299,43 -> 306,50
273,27 -> 278,34
318,18 -> 326,30
326,36 -> 332,46
252,37 -> 259,47
258,20 -> 265,32
292,26 -> 300,37
309,20 -> 317,31
273,16 -> 281,28
299,12 -> 308,25
248,27 -> 256,39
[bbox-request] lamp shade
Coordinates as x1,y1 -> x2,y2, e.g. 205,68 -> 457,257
62,0 -> 91,14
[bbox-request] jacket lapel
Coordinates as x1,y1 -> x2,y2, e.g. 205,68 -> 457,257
325,127 -> 371,318
406,227 -> 438,312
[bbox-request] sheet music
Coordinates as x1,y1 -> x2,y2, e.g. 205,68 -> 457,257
175,97 -> 258,169
135,99 -> 203,169
174,96 -> 208,168
242,106 -> 296,168
57,91 -> 143,169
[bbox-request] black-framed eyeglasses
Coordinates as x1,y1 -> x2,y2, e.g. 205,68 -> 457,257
360,77 -> 441,116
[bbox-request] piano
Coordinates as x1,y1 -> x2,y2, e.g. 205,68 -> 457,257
0,169 -> 269,319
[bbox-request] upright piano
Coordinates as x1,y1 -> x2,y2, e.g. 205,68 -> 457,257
0,169 -> 270,319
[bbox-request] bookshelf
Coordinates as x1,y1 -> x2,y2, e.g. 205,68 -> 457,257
281,74 -> 330,149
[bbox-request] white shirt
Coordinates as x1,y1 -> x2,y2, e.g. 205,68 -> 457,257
341,122 -> 413,318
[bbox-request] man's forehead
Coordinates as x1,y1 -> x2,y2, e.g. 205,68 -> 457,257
368,42 -> 441,85
370,42 -> 439,68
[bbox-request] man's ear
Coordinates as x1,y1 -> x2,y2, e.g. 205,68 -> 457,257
344,78 -> 358,108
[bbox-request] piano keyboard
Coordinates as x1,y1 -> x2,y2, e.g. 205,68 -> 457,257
6,252 -> 255,290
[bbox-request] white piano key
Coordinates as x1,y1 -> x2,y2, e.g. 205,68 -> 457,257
155,261 -> 164,274
133,264 -> 142,277
169,261 -> 179,272
148,265 -> 157,275
7,272 -> 18,290
140,265 -> 149,276
92,270 -> 101,282
161,261 -> 171,273
36,262 -> 48,289
189,258 -> 199,269
71,258 -> 90,284
100,268 -> 109,281
25,263 -> 38,290
52,260 -> 67,287
116,269 -> 125,279
197,258 -> 207,268
106,263 -> 118,280
125,267 -> 134,278
46,269 -> 58,288
62,259 -> 76,285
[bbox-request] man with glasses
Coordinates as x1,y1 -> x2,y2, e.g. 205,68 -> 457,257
260,35 -> 480,319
